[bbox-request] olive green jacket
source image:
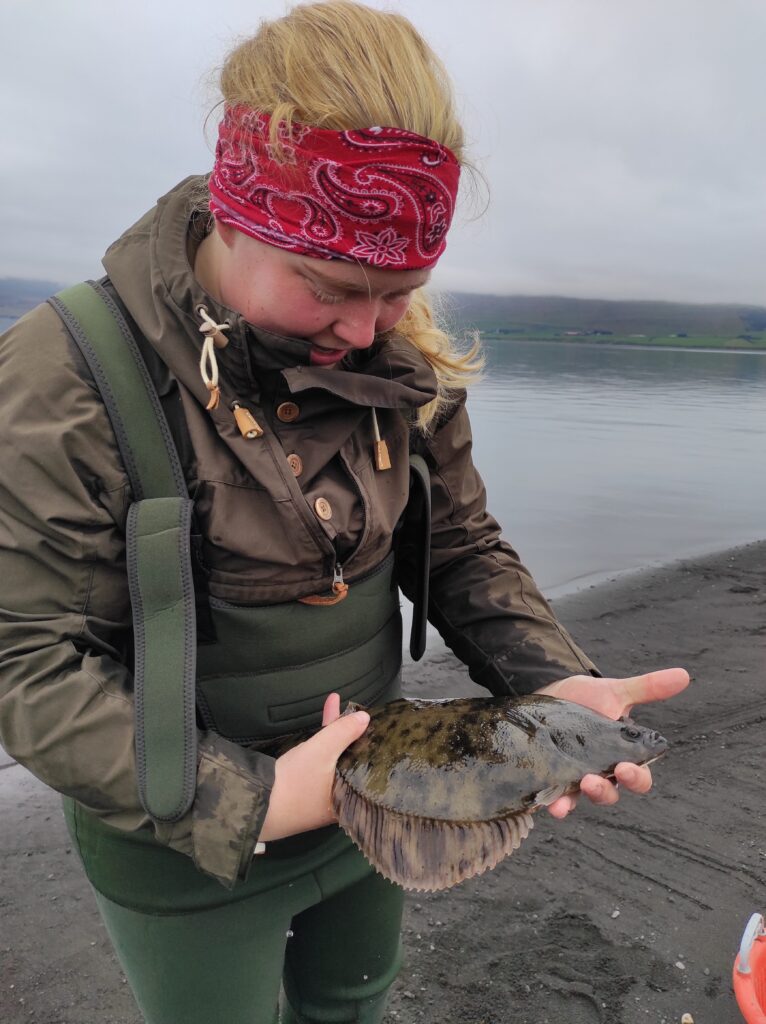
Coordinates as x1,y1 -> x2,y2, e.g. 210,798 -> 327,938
0,177 -> 597,888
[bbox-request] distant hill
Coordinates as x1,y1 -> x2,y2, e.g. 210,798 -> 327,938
0,278 -> 63,319
445,293 -> 766,349
3,279 -> 766,349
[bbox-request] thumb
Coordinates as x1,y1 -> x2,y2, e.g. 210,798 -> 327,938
620,667 -> 690,710
314,709 -> 370,760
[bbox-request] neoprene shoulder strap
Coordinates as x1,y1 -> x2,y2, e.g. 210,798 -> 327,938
49,281 -> 198,823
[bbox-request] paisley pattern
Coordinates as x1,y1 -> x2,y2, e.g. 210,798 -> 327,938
209,107 -> 460,269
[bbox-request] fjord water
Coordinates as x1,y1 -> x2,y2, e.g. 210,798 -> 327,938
468,339 -> 766,596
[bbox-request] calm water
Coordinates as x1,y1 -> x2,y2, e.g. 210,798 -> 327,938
468,339 -> 766,596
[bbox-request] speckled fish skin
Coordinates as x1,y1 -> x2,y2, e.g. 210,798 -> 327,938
337,695 -> 666,820
332,694 -> 667,891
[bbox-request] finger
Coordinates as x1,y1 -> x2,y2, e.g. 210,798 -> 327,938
579,773 -> 620,806
546,794 -> 578,818
614,762 -> 653,794
618,667 -> 690,713
322,692 -> 341,727
314,709 -> 370,760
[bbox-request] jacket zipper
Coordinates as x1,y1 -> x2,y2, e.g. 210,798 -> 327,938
335,451 -> 369,580
332,560 -> 345,594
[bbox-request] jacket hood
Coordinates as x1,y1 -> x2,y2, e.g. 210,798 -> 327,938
102,176 -> 438,415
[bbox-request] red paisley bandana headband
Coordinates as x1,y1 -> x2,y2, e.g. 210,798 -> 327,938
208,106 -> 460,269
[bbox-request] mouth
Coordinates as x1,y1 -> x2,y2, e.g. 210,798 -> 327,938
309,344 -> 347,367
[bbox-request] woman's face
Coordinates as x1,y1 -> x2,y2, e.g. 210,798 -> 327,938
213,223 -> 431,367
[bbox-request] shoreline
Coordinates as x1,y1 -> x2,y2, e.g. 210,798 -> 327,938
544,533 -> 766,602
480,336 -> 766,355
3,540 -> 766,1022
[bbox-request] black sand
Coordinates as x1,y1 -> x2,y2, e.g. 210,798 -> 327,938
2,541 -> 765,1024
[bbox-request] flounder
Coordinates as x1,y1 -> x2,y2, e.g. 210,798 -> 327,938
332,694 -> 667,892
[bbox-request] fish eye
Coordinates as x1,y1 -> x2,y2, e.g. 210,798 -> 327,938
621,724 -> 642,742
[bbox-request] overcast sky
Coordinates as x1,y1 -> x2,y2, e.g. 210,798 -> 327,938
2,0 -> 764,304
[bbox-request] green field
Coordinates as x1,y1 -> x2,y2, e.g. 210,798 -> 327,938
447,293 -> 766,351
480,328 -> 766,350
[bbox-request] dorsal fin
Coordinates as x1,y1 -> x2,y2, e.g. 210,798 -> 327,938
332,775 -> 534,892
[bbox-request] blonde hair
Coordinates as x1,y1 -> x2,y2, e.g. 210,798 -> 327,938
214,0 -> 483,430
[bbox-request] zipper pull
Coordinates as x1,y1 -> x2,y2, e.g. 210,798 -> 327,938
297,562 -> 349,606
332,563 -> 349,600
231,401 -> 264,439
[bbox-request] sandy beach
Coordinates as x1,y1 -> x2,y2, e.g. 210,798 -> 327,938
2,540 -> 765,1024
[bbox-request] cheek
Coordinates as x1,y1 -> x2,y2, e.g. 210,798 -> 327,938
228,276 -> 328,334
378,300 -> 411,333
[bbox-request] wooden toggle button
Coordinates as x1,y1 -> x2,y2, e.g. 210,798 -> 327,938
276,401 -> 300,423
314,497 -> 332,521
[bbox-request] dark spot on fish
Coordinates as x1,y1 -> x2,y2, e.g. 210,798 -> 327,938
506,715 -> 539,740
449,726 -> 480,760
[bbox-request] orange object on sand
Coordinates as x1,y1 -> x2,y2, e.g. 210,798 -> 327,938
734,914 -> 766,1023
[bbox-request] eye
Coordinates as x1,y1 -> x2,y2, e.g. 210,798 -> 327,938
621,724 -> 642,741
311,287 -> 344,306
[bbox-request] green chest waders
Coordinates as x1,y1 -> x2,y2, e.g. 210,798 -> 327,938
51,281 -> 432,1024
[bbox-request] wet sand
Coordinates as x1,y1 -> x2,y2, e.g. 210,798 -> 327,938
2,541 -> 765,1023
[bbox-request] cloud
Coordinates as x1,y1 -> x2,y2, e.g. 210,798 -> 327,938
3,0 -> 764,303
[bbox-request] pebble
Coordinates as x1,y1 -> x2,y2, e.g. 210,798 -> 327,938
675,961 -> 686,971
611,909 -> 621,919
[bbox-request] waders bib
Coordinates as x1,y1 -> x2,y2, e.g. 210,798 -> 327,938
50,281 -> 432,1024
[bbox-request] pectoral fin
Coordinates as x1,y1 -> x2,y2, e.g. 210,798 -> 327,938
532,783 -> 570,807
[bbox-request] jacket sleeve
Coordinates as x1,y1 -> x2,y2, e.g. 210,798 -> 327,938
400,391 -> 599,695
0,304 -> 273,888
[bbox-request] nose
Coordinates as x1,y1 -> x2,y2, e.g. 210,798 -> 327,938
331,304 -> 380,350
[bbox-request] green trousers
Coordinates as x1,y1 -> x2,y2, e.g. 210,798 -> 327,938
64,799 -> 404,1024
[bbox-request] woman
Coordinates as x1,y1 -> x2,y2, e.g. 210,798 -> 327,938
0,3 -> 688,1022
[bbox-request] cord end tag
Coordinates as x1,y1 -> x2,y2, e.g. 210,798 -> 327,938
374,439 -> 391,471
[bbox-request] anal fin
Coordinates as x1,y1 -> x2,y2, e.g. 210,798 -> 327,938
332,777 -> 534,892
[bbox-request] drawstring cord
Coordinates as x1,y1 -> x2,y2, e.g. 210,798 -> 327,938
197,306 -> 264,438
197,306 -> 229,411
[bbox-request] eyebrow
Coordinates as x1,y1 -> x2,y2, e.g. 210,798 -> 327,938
300,264 -> 429,295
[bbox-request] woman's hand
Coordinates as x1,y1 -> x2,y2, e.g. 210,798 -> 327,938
258,693 -> 368,843
535,667 -> 689,817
